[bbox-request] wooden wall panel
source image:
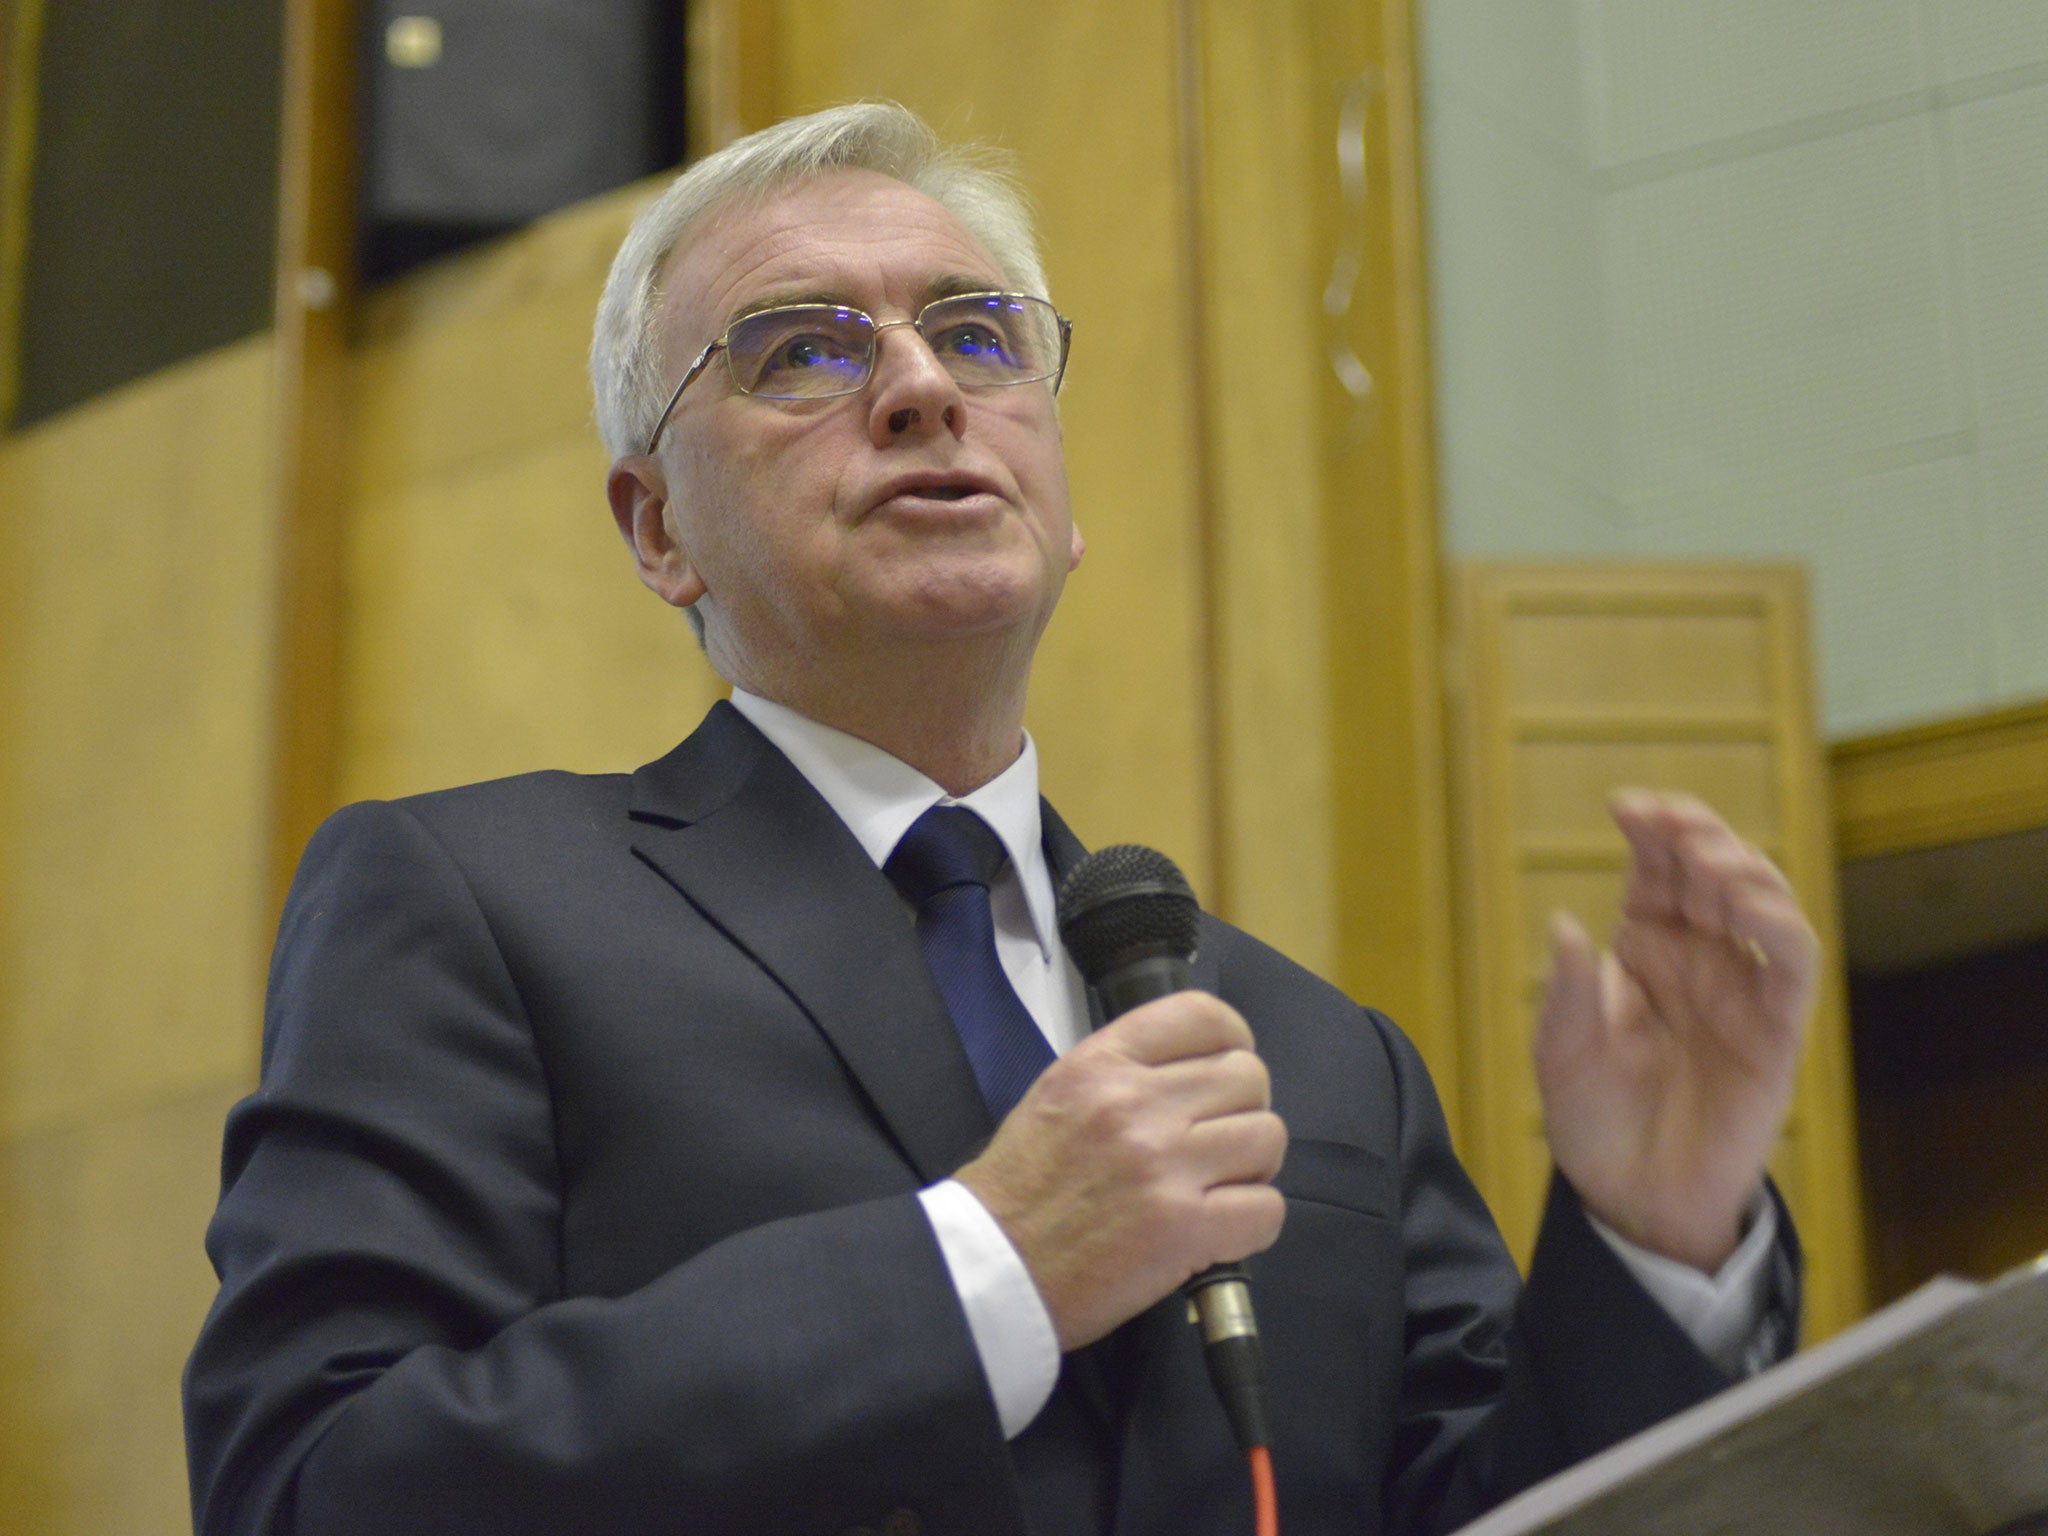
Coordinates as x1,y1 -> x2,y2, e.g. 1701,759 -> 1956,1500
1187,0 -> 1339,977
1515,741 -> 1782,847
349,199 -> 646,507
0,1085 -> 242,1534
1301,0 -> 1463,1097
268,0 -> 357,910
0,337 -> 277,1535
0,338 -> 275,1137
1448,563 -> 1868,1339
339,190 -> 727,802
1833,698 -> 2048,862
1181,0 -> 1460,1096
1503,609 -> 1773,716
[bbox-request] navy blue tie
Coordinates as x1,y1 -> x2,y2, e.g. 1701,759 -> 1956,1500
885,805 -> 1055,1120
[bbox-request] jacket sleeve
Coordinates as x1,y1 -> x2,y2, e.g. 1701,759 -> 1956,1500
183,800 -> 1025,1536
1368,1011 -> 1800,1534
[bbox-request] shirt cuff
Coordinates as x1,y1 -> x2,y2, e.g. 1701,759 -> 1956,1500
1586,1188 -> 1778,1376
918,1178 -> 1062,1438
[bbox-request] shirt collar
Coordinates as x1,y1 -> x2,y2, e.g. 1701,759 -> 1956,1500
728,689 -> 1060,959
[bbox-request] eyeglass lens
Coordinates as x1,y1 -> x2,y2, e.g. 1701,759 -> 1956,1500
725,294 -> 1062,399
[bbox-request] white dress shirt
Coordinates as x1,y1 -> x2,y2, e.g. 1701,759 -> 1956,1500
728,688 -> 1776,1440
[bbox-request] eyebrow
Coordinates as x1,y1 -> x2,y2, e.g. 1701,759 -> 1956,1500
926,272 -> 1010,303
721,273 -> 1013,329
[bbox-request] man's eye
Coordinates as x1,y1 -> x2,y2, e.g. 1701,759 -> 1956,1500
763,334 -> 857,372
930,323 -> 1016,364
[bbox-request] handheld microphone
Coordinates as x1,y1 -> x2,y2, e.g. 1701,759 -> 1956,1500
1055,845 -> 1272,1454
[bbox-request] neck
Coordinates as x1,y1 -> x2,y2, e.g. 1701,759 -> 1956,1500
722,634 -> 1036,796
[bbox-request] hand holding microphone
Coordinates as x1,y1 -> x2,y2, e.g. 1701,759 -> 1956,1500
1058,847 -> 1276,1456
953,846 -> 1284,1450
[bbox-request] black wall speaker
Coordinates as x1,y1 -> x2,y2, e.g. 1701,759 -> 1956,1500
360,0 -> 683,280
13,0 -> 283,427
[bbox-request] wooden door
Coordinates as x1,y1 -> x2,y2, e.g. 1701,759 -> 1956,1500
1448,561 -> 1868,1339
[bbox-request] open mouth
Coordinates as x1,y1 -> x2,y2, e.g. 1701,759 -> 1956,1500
877,475 -> 997,511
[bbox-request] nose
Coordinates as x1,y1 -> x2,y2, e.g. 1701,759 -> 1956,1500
865,319 -> 966,444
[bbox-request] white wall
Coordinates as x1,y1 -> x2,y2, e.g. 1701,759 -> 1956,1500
1421,1 -> 2048,737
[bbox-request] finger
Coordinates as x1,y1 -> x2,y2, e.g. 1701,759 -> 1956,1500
1723,883 -> 1820,1002
1619,792 -> 1786,938
1611,790 -> 1685,922
1659,791 -> 1737,836
1670,823 -> 1790,943
1183,1107 -> 1289,1186
1676,815 -> 1797,910
1145,1044 -> 1273,1121
1535,910 -> 1607,1069
1673,828 -> 1745,936
1098,991 -> 1255,1066
1663,810 -> 1740,941
1660,794 -> 1796,895
1196,1180 -> 1288,1266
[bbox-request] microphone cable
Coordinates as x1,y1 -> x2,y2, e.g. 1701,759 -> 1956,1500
1250,1443 -> 1279,1536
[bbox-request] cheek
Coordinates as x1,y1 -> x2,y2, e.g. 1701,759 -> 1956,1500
674,427 -> 846,589
1031,450 -> 1077,556
674,415 -> 785,524
1009,411 -> 1071,517
721,412 -> 849,515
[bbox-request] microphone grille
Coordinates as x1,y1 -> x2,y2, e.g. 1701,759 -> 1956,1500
1056,844 -> 1201,983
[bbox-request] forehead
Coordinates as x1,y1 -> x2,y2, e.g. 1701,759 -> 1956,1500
657,169 -> 1008,347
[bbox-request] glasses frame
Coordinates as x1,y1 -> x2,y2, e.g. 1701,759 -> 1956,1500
642,291 -> 1072,454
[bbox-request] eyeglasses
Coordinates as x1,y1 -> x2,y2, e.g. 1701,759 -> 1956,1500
643,291 -> 1072,453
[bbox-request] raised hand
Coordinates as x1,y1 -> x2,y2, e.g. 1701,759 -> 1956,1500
1535,792 -> 1817,1272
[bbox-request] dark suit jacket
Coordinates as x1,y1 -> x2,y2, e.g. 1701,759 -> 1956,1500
185,702 -> 1773,1536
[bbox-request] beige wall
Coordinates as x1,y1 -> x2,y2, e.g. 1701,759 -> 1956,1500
0,335 -> 276,1532
1421,1 -> 2048,739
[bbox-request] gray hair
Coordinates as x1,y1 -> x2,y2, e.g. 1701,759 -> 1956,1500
590,101 -> 1051,464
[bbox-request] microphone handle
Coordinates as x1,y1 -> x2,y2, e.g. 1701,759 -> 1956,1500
1092,951 -> 1190,1017
1089,951 -> 1271,1452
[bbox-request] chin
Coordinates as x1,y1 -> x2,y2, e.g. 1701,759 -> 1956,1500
882,594 -> 1053,649
878,564 -> 1062,639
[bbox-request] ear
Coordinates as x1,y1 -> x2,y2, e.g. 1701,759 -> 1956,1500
607,457 -> 707,610
1068,519 -> 1086,572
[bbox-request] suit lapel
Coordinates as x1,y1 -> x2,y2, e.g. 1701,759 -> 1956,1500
627,704 -> 994,1183
1040,800 -> 1088,886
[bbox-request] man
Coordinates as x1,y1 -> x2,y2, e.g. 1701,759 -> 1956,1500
186,103 -> 1811,1536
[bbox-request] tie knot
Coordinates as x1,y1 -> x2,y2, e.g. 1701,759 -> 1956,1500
885,805 -> 1011,907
